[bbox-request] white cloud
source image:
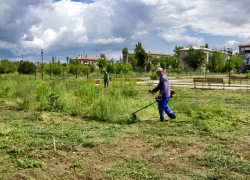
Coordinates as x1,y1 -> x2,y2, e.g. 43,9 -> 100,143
158,28 -> 204,46
93,38 -> 125,44
1,0 -> 250,61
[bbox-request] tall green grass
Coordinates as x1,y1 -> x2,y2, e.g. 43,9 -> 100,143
0,78 -> 141,124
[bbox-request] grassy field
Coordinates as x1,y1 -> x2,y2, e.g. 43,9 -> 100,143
0,77 -> 250,179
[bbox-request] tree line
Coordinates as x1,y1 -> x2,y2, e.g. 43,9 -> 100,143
182,46 -> 243,72
0,43 -> 244,75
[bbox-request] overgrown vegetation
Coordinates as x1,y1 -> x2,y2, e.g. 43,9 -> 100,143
0,76 -> 249,179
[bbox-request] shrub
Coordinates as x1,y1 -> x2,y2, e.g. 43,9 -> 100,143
246,70 -> 250,79
150,73 -> 158,80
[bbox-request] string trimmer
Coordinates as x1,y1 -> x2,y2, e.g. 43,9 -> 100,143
131,89 -> 177,120
131,90 -> 161,120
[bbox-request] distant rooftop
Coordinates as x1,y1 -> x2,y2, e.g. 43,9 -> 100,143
75,55 -> 110,61
180,46 -> 213,52
128,51 -> 174,56
239,43 -> 250,47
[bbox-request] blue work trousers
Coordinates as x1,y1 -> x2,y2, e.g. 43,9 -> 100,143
104,79 -> 109,88
158,97 -> 176,119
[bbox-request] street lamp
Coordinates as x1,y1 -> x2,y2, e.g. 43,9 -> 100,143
41,49 -> 43,80
22,51 -> 25,61
66,56 -> 69,65
227,48 -> 233,86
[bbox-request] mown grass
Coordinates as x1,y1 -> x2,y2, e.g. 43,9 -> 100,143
0,76 -> 250,179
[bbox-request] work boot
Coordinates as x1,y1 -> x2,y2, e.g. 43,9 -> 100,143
160,116 -> 165,122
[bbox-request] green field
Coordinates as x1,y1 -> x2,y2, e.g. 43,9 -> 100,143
0,77 -> 250,179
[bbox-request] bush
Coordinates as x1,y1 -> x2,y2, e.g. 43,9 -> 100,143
150,72 -> 158,80
246,70 -> 250,79
18,61 -> 36,74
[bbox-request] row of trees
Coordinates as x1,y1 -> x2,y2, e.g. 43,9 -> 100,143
182,47 -> 242,72
0,42 -> 244,75
119,43 -> 184,73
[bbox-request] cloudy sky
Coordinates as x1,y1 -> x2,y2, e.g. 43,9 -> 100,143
0,0 -> 250,63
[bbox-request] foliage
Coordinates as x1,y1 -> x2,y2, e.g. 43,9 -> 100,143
150,72 -> 158,80
50,62 -> 63,75
150,57 -> 159,66
37,63 -> 49,73
134,42 -> 148,68
88,62 -> 95,73
122,47 -> 128,63
17,61 -> 36,74
205,43 -> 209,48
207,50 -> 225,72
97,57 -> 108,70
107,59 -> 115,73
245,70 -> 250,79
128,54 -> 137,68
0,80 -> 250,179
173,45 -> 184,58
52,56 -> 55,64
229,55 -> 242,70
116,63 -> 133,74
169,56 -> 179,69
0,59 -> 18,74
183,47 -> 206,70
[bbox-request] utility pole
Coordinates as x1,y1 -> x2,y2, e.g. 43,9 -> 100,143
227,48 -> 232,86
22,51 -> 25,61
41,49 -> 43,80
66,57 -> 69,65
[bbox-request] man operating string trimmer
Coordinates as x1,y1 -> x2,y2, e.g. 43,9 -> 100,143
150,67 -> 176,122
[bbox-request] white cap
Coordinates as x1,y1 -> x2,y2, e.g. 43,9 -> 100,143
155,67 -> 163,73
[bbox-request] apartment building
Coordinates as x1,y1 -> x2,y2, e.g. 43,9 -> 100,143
239,44 -> 250,70
74,55 -> 110,68
179,47 -> 229,71
128,51 -> 174,58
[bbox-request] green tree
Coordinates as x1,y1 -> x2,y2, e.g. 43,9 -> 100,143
205,43 -> 209,48
107,59 -> 115,73
207,50 -> 225,72
37,63 -> 49,74
51,63 -> 63,75
173,45 -> 184,59
134,42 -> 148,69
117,63 -> 133,74
128,54 -> 137,68
52,56 -> 55,64
225,55 -> 242,71
150,57 -> 159,67
97,57 -> 108,70
182,47 -> 206,70
17,61 -> 36,74
159,56 -> 167,70
88,63 -> 95,73
122,47 -> 128,63
169,56 -> 179,69
0,59 -> 18,74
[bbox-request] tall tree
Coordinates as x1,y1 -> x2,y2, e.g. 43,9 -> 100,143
173,45 -> 184,58
18,61 -> 36,74
128,54 -> 137,68
134,42 -> 148,69
182,47 -> 206,70
122,47 -> 128,63
97,57 -> 108,70
205,43 -> 209,48
150,57 -> 160,67
52,56 -> 55,64
0,59 -> 17,74
207,50 -> 225,72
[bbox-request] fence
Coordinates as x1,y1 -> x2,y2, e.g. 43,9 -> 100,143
0,70 -> 230,81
